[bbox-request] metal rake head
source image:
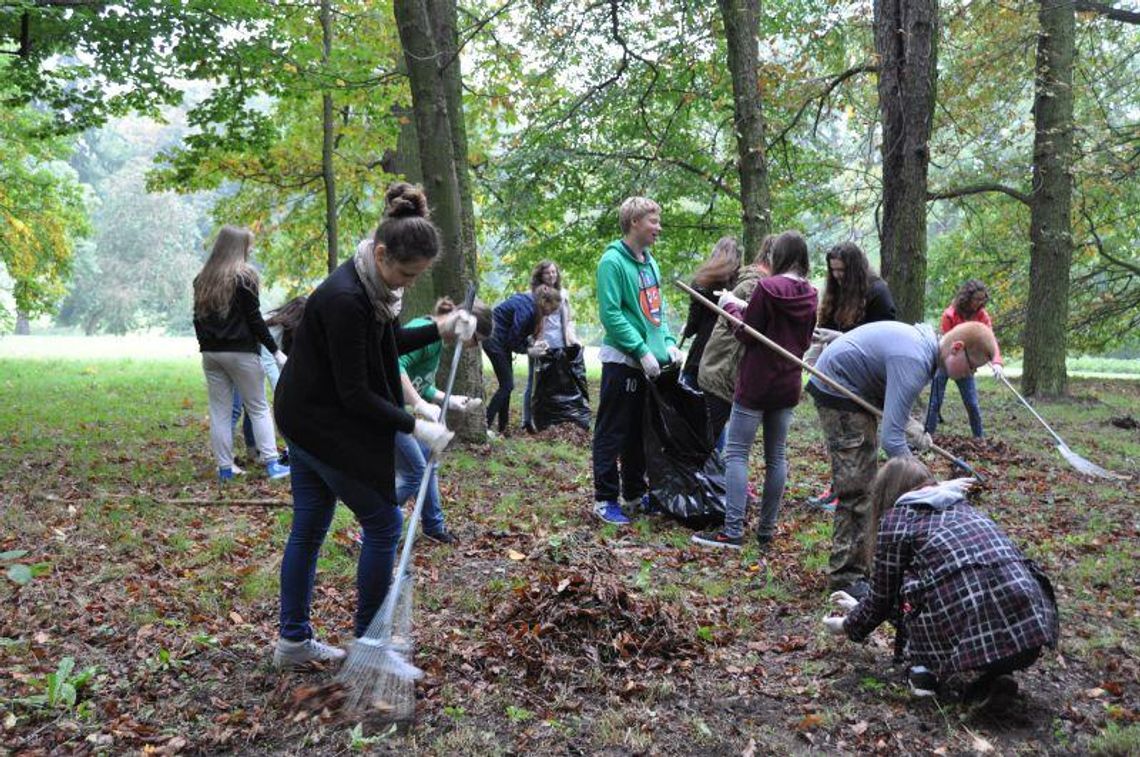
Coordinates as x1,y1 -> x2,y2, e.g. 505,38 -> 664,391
1056,442 -> 1131,481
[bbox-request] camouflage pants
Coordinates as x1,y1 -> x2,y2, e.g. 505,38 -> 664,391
814,403 -> 879,590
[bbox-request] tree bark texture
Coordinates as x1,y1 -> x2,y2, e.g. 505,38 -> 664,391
394,0 -> 485,438
320,0 -> 338,274
874,0 -> 938,323
716,0 -> 771,263
1022,0 -> 1075,397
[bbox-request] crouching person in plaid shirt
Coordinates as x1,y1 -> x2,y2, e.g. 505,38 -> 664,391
823,458 -> 1059,712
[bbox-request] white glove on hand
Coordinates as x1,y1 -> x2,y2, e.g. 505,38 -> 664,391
274,350 -> 288,368
446,394 -> 482,413
526,340 -> 549,359
904,417 -> 933,452
829,590 -> 859,612
413,419 -> 454,457
639,351 -> 661,379
715,289 -> 747,310
667,345 -> 682,365
823,616 -> 847,636
990,363 -> 1004,379
414,399 -> 442,422
441,310 -> 477,342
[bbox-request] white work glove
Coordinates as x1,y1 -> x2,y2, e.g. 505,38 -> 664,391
715,289 -> 747,310
446,394 -> 482,413
526,339 -> 549,359
812,327 -> 843,345
412,419 -> 454,457
667,345 -> 682,365
822,616 -> 847,636
829,590 -> 859,613
413,398 -> 442,422
904,417 -> 933,452
990,363 -> 1004,379
440,310 -> 477,342
274,350 -> 288,368
639,351 -> 661,379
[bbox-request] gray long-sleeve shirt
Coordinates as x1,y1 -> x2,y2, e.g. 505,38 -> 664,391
808,322 -> 940,457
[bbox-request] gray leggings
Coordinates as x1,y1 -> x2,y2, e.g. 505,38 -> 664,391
202,351 -> 278,468
723,402 -> 793,540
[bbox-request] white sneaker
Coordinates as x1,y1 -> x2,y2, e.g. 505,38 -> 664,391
273,637 -> 346,669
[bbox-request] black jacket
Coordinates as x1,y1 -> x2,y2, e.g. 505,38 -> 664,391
193,280 -> 279,354
274,261 -> 439,493
681,284 -> 718,376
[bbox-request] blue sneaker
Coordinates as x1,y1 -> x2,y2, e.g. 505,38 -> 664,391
265,460 -> 291,480
594,500 -> 630,525
218,466 -> 237,482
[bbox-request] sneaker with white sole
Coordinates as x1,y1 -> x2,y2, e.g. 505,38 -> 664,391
691,530 -> 743,550
265,459 -> 291,480
908,665 -> 938,697
273,637 -> 346,669
594,500 -> 630,525
625,493 -> 660,516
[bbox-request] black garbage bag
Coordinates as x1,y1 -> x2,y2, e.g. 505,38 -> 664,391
531,343 -> 592,431
642,365 -> 726,529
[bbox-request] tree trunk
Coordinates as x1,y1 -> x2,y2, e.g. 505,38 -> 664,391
320,0 -> 338,274
716,0 -> 771,263
394,0 -> 485,439
1022,0 -> 1075,397
15,310 -> 30,335
874,0 -> 938,323
390,99 -> 437,322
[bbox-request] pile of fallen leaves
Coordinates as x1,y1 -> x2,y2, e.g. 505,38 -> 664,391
487,568 -> 700,683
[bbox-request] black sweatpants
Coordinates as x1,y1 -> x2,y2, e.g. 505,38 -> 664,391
592,362 -> 648,502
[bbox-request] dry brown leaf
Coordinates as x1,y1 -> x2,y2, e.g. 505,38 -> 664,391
508,549 -> 526,561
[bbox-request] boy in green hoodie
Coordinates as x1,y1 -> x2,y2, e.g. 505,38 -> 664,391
592,196 -> 680,524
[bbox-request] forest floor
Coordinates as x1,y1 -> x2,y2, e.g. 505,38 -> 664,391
1,357 -> 1138,755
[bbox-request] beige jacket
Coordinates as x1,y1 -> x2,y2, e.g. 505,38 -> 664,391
697,265 -> 764,403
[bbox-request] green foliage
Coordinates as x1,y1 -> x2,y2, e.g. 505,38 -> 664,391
0,66 -> 90,322
15,657 -> 98,711
149,1 -> 409,288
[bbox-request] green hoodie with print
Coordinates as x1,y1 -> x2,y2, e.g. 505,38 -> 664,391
596,240 -> 676,362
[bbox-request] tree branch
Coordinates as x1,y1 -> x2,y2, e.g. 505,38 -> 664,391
767,63 -> 879,150
1082,206 -> 1140,275
1074,0 -> 1140,24
926,183 -> 1031,205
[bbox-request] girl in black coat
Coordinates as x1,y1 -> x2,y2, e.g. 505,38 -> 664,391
271,183 -> 476,668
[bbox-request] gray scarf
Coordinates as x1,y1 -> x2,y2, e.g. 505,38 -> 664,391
353,238 -> 403,323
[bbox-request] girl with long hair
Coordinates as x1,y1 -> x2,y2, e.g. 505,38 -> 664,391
681,237 -> 743,388
271,182 -> 477,668
691,231 -> 818,551
824,458 -> 1058,712
924,279 -> 1003,438
482,283 -> 562,434
193,225 -> 290,481
521,260 -> 579,432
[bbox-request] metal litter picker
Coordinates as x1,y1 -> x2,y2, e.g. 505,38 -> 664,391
336,284 -> 477,718
675,280 -> 984,480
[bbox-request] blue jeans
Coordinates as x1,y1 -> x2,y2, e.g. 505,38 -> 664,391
393,431 -> 445,535
925,371 -> 983,437
279,442 -> 402,640
484,346 -> 514,432
723,403 -> 793,540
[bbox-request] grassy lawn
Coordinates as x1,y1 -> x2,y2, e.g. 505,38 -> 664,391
1,354 -> 1137,754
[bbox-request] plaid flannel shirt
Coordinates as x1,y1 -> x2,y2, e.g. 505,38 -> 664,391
845,484 -> 1059,676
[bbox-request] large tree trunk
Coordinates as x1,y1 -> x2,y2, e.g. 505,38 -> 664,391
15,310 -> 30,335
390,99 -> 438,322
394,0 -> 484,439
1022,0 -> 1075,397
874,0 -> 938,323
716,0 -> 771,263
320,0 -> 338,274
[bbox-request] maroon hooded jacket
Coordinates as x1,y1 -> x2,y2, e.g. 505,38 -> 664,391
723,274 -> 818,411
